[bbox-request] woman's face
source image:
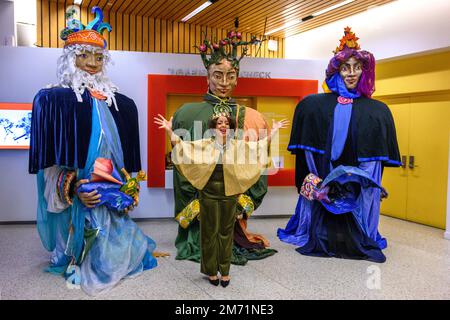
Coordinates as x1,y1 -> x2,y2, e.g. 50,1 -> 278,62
215,116 -> 230,137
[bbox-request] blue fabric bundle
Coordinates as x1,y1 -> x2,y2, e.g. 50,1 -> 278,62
319,165 -> 383,215
77,182 -> 134,212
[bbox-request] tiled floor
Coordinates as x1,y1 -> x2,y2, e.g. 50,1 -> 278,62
0,215 -> 449,300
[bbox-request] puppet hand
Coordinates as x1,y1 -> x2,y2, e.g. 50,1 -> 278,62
272,119 -> 290,131
75,179 -> 101,208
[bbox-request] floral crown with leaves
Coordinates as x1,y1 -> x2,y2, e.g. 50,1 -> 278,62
196,18 -> 264,71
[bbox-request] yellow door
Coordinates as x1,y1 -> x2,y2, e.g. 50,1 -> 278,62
379,97 -> 410,220
406,94 -> 450,229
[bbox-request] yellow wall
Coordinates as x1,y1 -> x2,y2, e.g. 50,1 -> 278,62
375,50 -> 450,96
256,97 -> 297,170
375,49 -> 450,229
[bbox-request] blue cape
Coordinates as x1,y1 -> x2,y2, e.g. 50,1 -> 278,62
29,88 -> 142,173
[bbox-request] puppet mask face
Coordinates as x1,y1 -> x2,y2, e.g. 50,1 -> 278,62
75,50 -> 104,75
207,59 -> 238,99
339,56 -> 362,90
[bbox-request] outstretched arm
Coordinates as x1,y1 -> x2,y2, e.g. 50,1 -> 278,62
269,119 -> 290,142
153,114 -> 179,144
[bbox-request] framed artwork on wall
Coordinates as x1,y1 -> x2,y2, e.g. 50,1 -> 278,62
0,103 -> 32,149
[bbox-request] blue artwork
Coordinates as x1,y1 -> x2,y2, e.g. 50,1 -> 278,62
0,110 -> 32,147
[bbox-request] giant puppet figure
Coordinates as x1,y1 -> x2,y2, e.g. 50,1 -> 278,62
172,20 -> 277,265
29,7 -> 159,295
278,28 -> 401,263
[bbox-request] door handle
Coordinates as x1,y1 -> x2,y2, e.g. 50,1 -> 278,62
401,155 -> 407,168
409,155 -> 416,169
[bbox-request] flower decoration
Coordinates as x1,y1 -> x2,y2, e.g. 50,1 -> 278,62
196,17 -> 264,71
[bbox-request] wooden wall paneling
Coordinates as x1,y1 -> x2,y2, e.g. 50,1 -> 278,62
89,0 -> 102,9
165,0 -> 199,21
128,0 -> 147,15
110,0 -> 127,13
86,2 -> 94,25
212,0 -> 269,28
116,13 -> 123,50
193,0 -> 243,27
244,0 -> 316,35
190,24 -> 196,54
118,0 -> 135,14
80,4 -> 88,27
130,14 -> 137,51
122,14 -> 129,51
170,0 -> 205,22
98,0 -> 110,10
154,18 -> 161,52
136,15 -> 143,52
195,24 -> 201,51
179,22 -> 186,54
167,20 -> 173,53
48,1 -> 58,48
161,19 -> 167,53
38,1 -> 285,57
36,0 -> 42,47
108,0 -> 123,51
56,1 -> 65,48
173,22 -> 179,53
157,0 -> 181,19
41,0 -> 49,47
49,1 -> 57,47
102,8 -> 110,49
143,16 -> 149,52
109,11 -> 116,50
137,0 -> 158,17
142,0 -> 165,17
288,0 -> 391,36
184,23 -> 190,54
246,0 -> 327,36
149,17 -> 155,52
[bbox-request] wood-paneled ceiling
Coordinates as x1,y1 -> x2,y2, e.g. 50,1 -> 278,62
62,0 -> 394,38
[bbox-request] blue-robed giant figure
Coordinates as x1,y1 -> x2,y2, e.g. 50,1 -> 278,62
28,7 -> 159,295
278,27 -> 401,263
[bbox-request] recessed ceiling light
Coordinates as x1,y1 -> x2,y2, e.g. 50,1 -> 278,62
181,0 -> 219,22
312,0 -> 355,17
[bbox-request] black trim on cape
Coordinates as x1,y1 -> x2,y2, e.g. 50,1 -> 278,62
28,87 -> 141,173
289,93 -> 401,190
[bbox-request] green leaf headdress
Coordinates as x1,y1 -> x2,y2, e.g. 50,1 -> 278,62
196,18 -> 264,72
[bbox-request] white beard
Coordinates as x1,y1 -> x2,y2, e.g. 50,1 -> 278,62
69,68 -> 118,109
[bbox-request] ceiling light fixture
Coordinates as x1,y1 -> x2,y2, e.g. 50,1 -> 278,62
264,0 -> 355,35
265,19 -> 301,36
74,0 -> 83,5
181,0 -> 219,22
312,0 -> 355,17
